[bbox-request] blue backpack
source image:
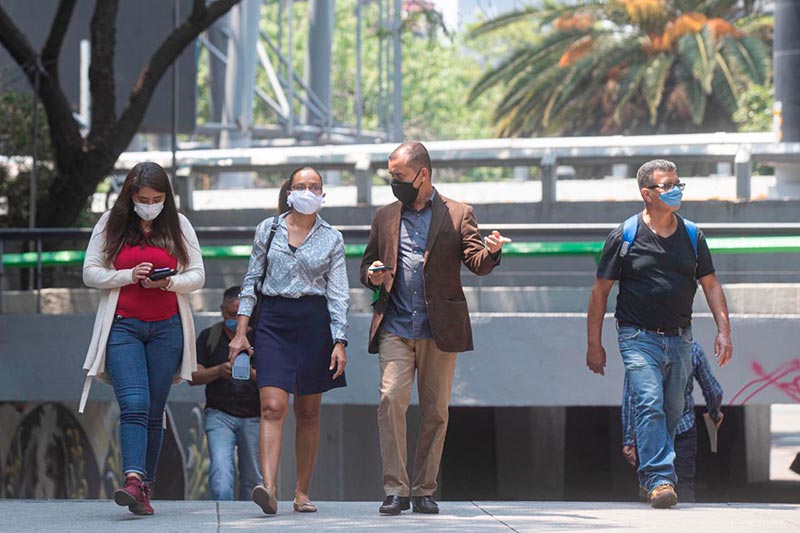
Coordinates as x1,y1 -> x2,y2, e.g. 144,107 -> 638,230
619,214 -> 698,259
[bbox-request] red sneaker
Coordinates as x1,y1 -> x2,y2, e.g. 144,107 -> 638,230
114,476 -> 146,514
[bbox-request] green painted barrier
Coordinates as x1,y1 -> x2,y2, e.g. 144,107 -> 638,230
4,236 -> 800,268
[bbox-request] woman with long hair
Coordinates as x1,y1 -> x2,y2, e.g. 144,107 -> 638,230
229,166 -> 349,515
80,161 -> 205,515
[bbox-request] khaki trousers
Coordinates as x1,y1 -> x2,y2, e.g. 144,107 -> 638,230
377,331 -> 457,497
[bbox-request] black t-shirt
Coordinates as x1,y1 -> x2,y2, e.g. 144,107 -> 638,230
195,325 -> 260,419
596,214 -> 715,330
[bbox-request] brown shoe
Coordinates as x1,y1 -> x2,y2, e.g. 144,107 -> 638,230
648,484 -> 678,509
252,485 -> 278,515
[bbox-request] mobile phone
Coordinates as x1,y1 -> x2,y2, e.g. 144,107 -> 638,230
148,267 -> 178,281
232,352 -> 251,380
368,265 -> 392,272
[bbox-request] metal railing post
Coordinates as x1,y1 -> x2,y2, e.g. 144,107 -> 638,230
355,158 -> 372,205
0,238 -> 4,314
36,237 -> 42,314
735,147 -> 752,201
541,152 -> 557,205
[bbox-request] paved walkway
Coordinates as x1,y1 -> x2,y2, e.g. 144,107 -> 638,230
2,500 -> 799,532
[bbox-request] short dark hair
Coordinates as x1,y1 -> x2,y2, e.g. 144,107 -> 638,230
223,286 -> 241,304
389,141 -> 432,175
636,159 -> 677,189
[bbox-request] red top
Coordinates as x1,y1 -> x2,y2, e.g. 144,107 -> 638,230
114,241 -> 178,322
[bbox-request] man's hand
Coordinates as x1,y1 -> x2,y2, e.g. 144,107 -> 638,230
367,261 -> 389,287
714,331 -> 733,367
586,344 -> 607,375
217,361 -> 233,380
330,343 -> 347,380
485,230 -> 512,254
622,445 -> 637,467
714,411 -> 724,430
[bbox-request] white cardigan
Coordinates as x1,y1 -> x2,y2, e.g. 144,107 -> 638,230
79,211 -> 205,413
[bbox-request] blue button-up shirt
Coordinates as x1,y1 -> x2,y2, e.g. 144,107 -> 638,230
382,193 -> 435,340
622,341 -> 723,446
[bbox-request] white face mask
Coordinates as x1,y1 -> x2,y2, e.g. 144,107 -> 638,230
133,201 -> 165,221
287,189 -> 324,215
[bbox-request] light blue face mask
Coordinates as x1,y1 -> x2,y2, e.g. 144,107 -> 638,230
659,187 -> 683,208
224,318 -> 238,331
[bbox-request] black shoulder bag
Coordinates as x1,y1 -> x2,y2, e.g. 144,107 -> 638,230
250,216 -> 280,323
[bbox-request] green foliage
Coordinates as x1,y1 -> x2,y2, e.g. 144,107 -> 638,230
733,83 -> 773,132
468,0 -> 773,137
0,91 -> 58,228
195,1 -> 498,142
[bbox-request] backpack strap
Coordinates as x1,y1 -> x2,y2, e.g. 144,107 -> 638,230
619,214 -> 639,258
682,217 -> 699,257
205,322 -> 225,354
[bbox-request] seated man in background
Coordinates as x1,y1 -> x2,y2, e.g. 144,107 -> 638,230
191,286 -> 261,501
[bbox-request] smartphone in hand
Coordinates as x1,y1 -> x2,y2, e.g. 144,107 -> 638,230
148,267 -> 178,281
368,264 -> 392,272
232,352 -> 251,380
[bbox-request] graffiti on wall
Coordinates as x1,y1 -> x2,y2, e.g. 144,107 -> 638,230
0,401 -> 209,500
730,358 -> 800,405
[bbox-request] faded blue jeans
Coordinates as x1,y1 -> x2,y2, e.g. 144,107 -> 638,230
106,314 -> 183,482
618,325 -> 692,492
204,408 -> 262,500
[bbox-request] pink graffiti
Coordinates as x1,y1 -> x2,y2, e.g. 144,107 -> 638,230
730,359 -> 800,405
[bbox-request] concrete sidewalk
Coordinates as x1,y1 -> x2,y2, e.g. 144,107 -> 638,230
2,500 -> 799,532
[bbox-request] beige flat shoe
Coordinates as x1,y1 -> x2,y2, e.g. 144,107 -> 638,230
252,485 -> 278,515
293,500 -> 318,513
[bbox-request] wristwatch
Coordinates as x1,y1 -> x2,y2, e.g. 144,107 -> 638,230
334,338 -> 348,347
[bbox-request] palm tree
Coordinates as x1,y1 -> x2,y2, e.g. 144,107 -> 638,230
467,0 -> 770,137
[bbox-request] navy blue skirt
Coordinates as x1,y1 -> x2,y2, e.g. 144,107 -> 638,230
254,295 -> 346,395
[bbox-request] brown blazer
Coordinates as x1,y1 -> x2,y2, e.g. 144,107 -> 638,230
360,191 -> 500,354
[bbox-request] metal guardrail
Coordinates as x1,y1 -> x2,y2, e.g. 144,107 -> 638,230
111,132 -> 800,206
4,224 -> 800,313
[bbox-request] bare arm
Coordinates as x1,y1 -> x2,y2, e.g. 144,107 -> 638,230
190,363 -> 224,386
698,273 -> 733,367
586,278 -> 614,375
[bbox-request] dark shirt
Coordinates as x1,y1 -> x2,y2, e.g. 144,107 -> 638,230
382,193 -> 435,340
195,325 -> 260,419
596,214 -> 715,330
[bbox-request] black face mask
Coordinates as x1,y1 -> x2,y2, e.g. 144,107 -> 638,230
391,168 -> 423,206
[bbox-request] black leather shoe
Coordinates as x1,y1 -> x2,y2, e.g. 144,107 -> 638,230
411,495 -> 439,514
379,495 -> 410,515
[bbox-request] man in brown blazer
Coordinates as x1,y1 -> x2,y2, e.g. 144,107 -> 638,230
360,141 -> 510,515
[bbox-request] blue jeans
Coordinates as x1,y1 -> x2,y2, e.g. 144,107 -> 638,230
204,408 -> 262,500
618,325 -> 692,492
106,314 -> 183,482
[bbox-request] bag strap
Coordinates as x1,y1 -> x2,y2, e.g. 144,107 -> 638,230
619,213 -> 699,259
619,214 -> 639,258
258,215 -> 280,291
682,217 -> 699,257
205,322 -> 225,354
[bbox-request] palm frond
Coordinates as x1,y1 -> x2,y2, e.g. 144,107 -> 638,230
676,26 -> 716,94
613,63 -> 646,124
684,74 -> 708,125
720,35 -> 769,85
468,0 -> 605,38
641,54 -> 674,125
711,54 -> 739,114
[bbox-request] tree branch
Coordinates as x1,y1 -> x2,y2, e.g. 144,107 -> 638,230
0,4 -> 82,172
111,0 -> 242,158
0,5 -> 38,75
41,0 -> 77,77
88,0 -> 119,146
191,0 -> 207,22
